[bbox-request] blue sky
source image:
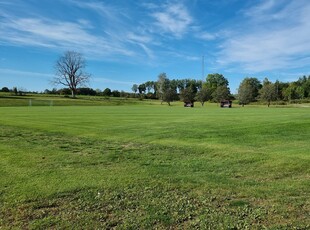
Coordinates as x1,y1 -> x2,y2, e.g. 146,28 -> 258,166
0,0 -> 309,93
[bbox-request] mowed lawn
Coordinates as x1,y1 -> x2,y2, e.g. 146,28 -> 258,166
0,104 -> 309,229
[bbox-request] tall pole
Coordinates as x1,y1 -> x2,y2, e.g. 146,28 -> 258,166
202,55 -> 205,82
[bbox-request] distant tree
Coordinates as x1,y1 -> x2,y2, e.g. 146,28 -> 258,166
120,91 -> 128,98
78,87 -> 96,96
196,86 -> 212,106
95,89 -> 102,95
157,73 -> 177,105
162,88 -> 177,106
1,87 -> 10,92
157,73 -> 169,100
111,90 -> 120,97
274,80 -> 289,100
102,88 -> 112,97
13,87 -> 18,95
59,88 -> 71,95
144,81 -> 154,93
131,84 -> 138,95
51,88 -> 58,94
297,75 -> 310,98
296,86 -> 305,99
238,77 -> 262,106
205,73 -> 229,101
212,85 -> 230,103
205,73 -> 229,89
44,89 -> 51,94
53,51 -> 91,98
238,83 -> 252,106
170,79 -> 179,92
259,78 -> 277,107
176,79 -> 186,92
180,83 -> 197,104
196,80 -> 203,90
180,88 -> 194,104
138,83 -> 146,94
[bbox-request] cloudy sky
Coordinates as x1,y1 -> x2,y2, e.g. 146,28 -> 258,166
0,0 -> 309,93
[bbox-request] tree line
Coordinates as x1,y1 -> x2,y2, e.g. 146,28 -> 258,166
238,76 -> 310,106
46,50 -> 310,106
131,73 -> 231,106
1,51 -> 309,106
132,73 -> 310,106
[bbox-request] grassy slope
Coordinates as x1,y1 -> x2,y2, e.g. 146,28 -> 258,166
0,104 -> 309,229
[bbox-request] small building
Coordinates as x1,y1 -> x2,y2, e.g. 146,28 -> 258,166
220,100 -> 232,108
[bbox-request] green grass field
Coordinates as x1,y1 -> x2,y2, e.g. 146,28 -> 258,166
0,98 -> 309,229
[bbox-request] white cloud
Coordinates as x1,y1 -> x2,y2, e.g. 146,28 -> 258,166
218,0 -> 310,73
71,0 -> 124,25
151,2 -> 193,38
243,0 -> 277,18
93,77 -> 136,86
197,32 -> 217,41
0,68 -> 53,78
0,16 -> 135,58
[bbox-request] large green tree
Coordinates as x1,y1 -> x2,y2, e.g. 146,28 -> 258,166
180,84 -> 196,104
238,77 -> 262,106
205,73 -> 230,101
212,85 -> 230,103
180,79 -> 199,101
157,73 -> 177,105
196,86 -> 212,106
205,73 -> 229,89
259,78 -> 277,107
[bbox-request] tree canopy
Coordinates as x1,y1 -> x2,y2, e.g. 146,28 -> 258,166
238,77 -> 262,106
259,78 -> 277,107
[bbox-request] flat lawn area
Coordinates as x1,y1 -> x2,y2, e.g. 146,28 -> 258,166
0,104 -> 309,229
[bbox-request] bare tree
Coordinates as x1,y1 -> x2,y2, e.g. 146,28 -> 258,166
53,51 -> 90,98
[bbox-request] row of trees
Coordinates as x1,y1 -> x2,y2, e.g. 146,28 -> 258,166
132,73 -> 232,106
1,86 -> 132,98
132,73 -> 310,106
238,76 -> 310,106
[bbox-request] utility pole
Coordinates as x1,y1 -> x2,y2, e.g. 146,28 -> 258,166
202,55 -> 205,82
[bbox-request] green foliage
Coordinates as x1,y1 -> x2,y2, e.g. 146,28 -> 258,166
204,73 -> 231,102
259,78 -> 277,107
0,87 -> 10,92
131,84 -> 138,94
238,77 -> 262,106
138,83 -> 146,94
212,85 -> 230,103
196,87 -> 212,106
157,73 -> 177,105
179,84 -> 197,103
205,73 -> 229,89
102,88 -> 112,96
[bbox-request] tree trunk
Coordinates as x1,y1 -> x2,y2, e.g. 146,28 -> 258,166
71,89 -> 76,98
